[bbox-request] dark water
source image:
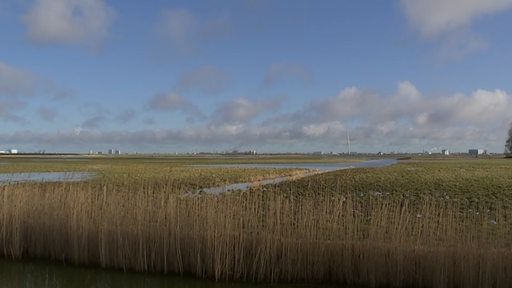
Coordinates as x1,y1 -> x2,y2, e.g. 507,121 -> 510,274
0,258 -> 336,288
0,258 -> 260,288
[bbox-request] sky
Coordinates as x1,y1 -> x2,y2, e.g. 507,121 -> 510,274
1,0 -> 512,154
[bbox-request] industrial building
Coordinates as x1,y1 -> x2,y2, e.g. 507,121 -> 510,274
468,149 -> 486,155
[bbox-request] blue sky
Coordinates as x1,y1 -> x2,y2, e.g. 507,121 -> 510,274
1,0 -> 512,154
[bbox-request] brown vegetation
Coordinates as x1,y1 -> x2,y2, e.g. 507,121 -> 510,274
1,157 -> 511,287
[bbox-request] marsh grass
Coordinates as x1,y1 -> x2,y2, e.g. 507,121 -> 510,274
1,156 -> 512,287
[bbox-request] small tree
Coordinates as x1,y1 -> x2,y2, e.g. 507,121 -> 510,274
506,123 -> 512,154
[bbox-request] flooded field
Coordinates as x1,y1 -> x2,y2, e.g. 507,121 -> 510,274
0,172 -> 96,183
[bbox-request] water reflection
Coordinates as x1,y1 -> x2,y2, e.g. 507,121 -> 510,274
200,158 -> 396,171
0,258 -> 333,288
0,172 -> 95,183
193,158 -> 397,195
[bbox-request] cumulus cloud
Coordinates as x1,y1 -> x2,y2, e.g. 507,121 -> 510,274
212,96 -> 282,124
401,0 -> 512,37
21,0 -> 115,47
178,65 -> 230,94
431,89 -> 509,126
263,81 -> 512,152
400,0 -> 512,59
262,61 -> 313,86
3,80 -> 512,153
0,61 -> 37,97
149,92 -> 186,110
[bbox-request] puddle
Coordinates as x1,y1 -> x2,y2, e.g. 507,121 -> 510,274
190,158 -> 397,195
0,172 -> 96,184
194,174 -> 306,195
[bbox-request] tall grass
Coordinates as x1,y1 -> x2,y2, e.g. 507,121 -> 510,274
1,158 -> 512,287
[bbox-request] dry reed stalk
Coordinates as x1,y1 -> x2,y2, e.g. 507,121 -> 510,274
0,175 -> 511,287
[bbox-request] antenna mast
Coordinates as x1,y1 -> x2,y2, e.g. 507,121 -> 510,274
347,130 -> 351,155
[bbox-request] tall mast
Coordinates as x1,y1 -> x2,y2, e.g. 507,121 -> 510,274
347,130 -> 351,155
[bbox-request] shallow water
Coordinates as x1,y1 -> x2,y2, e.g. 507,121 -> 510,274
193,158 -> 397,194
200,158 -> 396,171
0,172 -> 96,183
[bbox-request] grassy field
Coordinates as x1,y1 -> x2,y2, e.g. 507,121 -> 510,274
0,154 -> 511,287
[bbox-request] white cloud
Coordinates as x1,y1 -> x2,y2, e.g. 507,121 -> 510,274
212,97 -> 282,124
287,81 -> 512,151
401,0 -> 512,37
21,0 -> 115,46
400,0 -> 512,59
308,86 -> 376,122
396,80 -> 421,101
0,61 -> 37,97
437,89 -> 509,125
3,80 -> 512,153
149,92 -> 187,110
300,122 -> 345,139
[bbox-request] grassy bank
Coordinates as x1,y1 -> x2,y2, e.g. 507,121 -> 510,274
0,155 -> 511,287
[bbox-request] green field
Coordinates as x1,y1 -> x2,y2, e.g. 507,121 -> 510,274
0,154 -> 511,287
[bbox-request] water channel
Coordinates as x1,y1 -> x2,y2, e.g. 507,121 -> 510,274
192,158 -> 397,194
0,159 -> 396,287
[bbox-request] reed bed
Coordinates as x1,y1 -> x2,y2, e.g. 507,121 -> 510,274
0,156 -> 511,287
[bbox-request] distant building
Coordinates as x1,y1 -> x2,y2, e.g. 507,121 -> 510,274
441,149 -> 449,155
468,149 -> 486,155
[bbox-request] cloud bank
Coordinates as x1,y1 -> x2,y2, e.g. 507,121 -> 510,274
2,81 -> 511,153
